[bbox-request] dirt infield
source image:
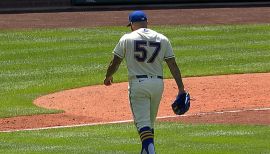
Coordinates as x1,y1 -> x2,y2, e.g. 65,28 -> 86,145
0,7 -> 270,131
0,7 -> 270,29
34,73 -> 270,125
1,73 -> 269,131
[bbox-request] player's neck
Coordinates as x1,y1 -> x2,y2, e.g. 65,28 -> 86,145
132,26 -> 147,31
131,22 -> 148,31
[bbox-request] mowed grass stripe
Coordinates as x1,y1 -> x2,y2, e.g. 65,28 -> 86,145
0,123 -> 269,153
0,24 -> 270,118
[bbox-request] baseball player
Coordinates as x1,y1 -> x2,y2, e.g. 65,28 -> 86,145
104,10 -> 186,154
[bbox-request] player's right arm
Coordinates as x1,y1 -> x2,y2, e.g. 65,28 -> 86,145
165,57 -> 185,94
165,58 -> 185,94
163,36 -> 185,94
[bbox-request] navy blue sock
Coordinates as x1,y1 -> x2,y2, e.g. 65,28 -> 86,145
139,127 -> 155,154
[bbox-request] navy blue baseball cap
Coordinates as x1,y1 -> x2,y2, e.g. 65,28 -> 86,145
127,11 -> 148,26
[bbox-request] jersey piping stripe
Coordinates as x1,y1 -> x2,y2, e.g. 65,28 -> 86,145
114,52 -> 124,59
128,82 -> 139,130
164,55 -> 175,60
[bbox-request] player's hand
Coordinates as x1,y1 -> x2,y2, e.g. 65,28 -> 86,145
104,76 -> 113,86
178,89 -> 186,95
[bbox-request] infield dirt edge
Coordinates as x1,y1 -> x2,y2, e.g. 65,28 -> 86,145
1,73 -> 270,131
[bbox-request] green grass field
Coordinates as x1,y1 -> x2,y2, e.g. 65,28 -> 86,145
0,24 -> 270,153
1,24 -> 269,118
0,123 -> 269,154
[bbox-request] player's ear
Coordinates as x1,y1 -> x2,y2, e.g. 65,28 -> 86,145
131,24 -> 134,31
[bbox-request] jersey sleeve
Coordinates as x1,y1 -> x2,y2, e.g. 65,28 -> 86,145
163,38 -> 175,60
113,35 -> 127,59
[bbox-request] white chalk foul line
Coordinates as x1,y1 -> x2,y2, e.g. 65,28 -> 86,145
1,107 -> 270,133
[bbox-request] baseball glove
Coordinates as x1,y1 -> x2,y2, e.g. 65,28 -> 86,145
171,92 -> 190,115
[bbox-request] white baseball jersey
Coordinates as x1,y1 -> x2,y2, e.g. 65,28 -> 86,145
113,28 -> 175,78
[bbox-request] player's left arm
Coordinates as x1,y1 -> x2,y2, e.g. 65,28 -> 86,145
104,55 -> 123,86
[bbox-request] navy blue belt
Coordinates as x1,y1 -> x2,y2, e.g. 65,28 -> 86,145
136,75 -> 163,79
